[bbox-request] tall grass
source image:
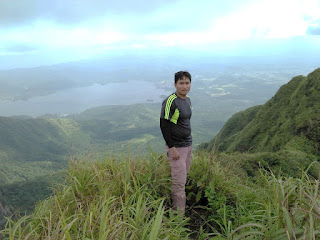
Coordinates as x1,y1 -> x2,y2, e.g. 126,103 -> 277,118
186,152 -> 320,239
1,151 -> 319,239
1,152 -> 190,239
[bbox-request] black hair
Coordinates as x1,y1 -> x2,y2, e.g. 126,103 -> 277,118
174,71 -> 191,83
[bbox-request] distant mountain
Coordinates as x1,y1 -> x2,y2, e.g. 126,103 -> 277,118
0,55 -> 175,101
0,117 -> 79,183
0,103 -> 164,184
2,42 -> 319,102
0,104 -> 163,225
203,68 -> 320,176
0,117 -> 76,228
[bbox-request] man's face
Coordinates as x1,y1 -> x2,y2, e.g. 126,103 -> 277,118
175,76 -> 191,97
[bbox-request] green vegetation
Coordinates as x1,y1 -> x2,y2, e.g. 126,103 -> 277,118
0,117 -> 70,166
0,174 -> 62,214
71,103 -> 222,153
207,68 -> 320,154
0,102 -> 221,183
1,151 -> 319,239
203,68 -> 320,177
0,103 -> 221,228
0,116 -> 73,227
0,117 -> 77,229
1,67 -> 320,237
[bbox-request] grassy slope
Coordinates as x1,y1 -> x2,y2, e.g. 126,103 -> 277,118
1,151 -> 319,239
0,117 -> 76,183
208,68 -> 320,153
204,68 -> 320,177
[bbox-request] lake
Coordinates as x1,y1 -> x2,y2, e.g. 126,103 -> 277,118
0,81 -> 170,117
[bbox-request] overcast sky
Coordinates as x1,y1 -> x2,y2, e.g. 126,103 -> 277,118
1,0 -> 319,68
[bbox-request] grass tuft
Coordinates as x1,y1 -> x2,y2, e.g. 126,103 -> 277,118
1,151 -> 319,239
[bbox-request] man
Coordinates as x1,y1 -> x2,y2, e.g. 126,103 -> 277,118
160,71 -> 192,213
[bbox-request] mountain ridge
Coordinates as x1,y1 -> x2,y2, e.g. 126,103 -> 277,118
206,68 -> 320,154
200,68 -> 320,178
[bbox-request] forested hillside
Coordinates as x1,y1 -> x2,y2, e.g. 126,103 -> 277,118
203,68 -> 320,177
0,117 -> 77,228
0,117 -> 74,183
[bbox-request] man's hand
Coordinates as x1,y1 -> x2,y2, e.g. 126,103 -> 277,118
169,147 -> 180,160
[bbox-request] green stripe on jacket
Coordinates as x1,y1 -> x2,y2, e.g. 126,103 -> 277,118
164,94 -> 177,120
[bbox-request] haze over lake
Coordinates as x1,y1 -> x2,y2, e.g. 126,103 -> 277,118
0,81 -> 169,117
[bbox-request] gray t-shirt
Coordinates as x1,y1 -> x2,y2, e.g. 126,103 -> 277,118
160,93 -> 192,147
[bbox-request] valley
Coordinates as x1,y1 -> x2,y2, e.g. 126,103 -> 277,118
0,57 -> 319,231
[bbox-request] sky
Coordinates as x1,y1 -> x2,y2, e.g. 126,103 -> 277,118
1,0 -> 320,69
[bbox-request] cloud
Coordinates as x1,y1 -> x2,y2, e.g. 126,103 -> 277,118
0,23 -> 127,50
1,0 -> 318,54
0,0 -> 175,27
4,44 -> 38,53
0,0 -> 255,50
0,0 -> 252,31
307,19 -> 320,35
307,26 -> 320,35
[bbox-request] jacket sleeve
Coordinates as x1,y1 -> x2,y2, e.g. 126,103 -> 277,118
160,118 -> 175,148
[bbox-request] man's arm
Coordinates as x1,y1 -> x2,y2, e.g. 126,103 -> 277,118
160,118 -> 174,148
160,118 -> 180,160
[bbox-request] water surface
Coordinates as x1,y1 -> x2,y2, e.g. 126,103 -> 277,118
0,81 -> 169,117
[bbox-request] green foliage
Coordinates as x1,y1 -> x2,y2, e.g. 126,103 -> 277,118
202,68 -> 320,178
2,151 -> 320,239
0,101 -> 221,226
208,105 -> 261,152
1,152 -> 191,239
207,68 -> 320,156
243,169 -> 320,240
0,116 -> 71,164
210,150 -> 320,180
0,174 -> 62,214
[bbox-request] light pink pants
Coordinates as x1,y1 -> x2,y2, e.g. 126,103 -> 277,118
166,145 -> 192,213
